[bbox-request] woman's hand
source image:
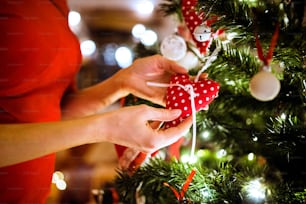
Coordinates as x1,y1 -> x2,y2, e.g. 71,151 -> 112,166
61,55 -> 187,119
119,55 -> 188,106
95,104 -> 192,154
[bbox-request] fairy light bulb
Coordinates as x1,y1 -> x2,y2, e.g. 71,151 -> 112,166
243,178 -> 268,203
248,153 -> 255,161
216,149 -> 227,158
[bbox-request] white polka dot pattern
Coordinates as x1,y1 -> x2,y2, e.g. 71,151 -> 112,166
181,0 -> 211,54
164,74 -> 220,129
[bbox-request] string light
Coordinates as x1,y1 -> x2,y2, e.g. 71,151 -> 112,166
80,39 -> 96,57
140,30 -> 158,46
180,153 -> 198,164
200,186 -> 213,200
68,11 -> 81,27
243,178 -> 268,203
281,113 -> 286,120
247,152 -> 255,161
52,171 -> 67,191
216,149 -> 227,158
201,130 -> 210,140
115,46 -> 133,68
135,0 -> 154,17
131,24 -> 146,39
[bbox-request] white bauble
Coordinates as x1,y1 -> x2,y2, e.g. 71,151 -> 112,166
177,51 -> 199,70
193,24 -> 212,42
160,35 -> 187,61
249,70 -> 281,101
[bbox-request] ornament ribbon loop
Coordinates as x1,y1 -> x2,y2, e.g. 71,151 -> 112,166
163,168 -> 197,201
147,82 -> 197,161
180,168 -> 196,198
255,23 -> 279,66
195,47 -> 220,82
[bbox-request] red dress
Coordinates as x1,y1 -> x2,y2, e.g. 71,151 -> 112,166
0,0 -> 81,202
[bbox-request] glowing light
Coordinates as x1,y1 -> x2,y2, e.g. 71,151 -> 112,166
238,0 -> 257,6
180,153 -> 197,164
201,131 -> 210,139
140,30 -> 158,46
243,178 -> 267,203
200,187 -> 212,199
52,171 -> 64,184
68,11 -> 81,27
80,40 -> 96,57
52,171 -> 67,191
135,0 -> 154,16
281,113 -> 286,120
132,24 -> 146,39
247,152 -> 255,161
115,46 -> 133,68
216,149 -> 227,158
196,149 -> 207,157
56,179 -> 67,190
103,43 -> 117,66
253,136 -> 258,142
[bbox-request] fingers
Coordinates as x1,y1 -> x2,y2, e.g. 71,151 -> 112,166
190,73 -> 208,80
154,116 -> 193,150
199,73 -> 208,79
149,121 -> 164,130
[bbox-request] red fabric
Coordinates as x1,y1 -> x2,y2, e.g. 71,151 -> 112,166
164,74 -> 220,129
181,0 -> 211,54
0,0 -> 81,203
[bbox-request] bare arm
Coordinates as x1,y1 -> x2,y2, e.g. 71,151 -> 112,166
0,105 -> 191,167
61,55 -> 188,119
0,55 -> 192,167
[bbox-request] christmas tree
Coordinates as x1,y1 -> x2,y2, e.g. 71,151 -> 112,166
94,0 -> 306,203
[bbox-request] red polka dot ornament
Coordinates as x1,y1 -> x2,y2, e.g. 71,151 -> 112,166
163,73 -> 220,129
181,0 -> 223,55
181,0 -> 210,54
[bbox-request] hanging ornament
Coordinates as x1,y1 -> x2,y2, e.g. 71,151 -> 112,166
115,49 -> 220,171
181,0 -> 210,54
160,34 -> 187,61
148,48 -> 220,160
181,0 -> 221,54
249,66 -> 281,101
163,73 -> 219,129
177,51 -> 200,70
249,23 -> 281,101
193,24 -> 212,42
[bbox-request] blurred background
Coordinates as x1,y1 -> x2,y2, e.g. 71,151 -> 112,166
47,0 -> 177,203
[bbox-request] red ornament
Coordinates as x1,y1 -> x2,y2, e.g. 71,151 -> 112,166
181,0 -> 211,54
181,0 -> 223,54
164,73 -> 220,129
164,73 -> 219,159
115,74 -> 220,172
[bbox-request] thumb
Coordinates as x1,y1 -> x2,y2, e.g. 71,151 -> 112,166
146,108 -> 182,122
154,116 -> 193,150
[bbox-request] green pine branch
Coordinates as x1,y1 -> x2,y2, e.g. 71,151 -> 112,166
113,158 -> 304,203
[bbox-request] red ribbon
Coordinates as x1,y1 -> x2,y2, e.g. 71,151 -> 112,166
163,168 -> 197,201
255,23 -> 279,66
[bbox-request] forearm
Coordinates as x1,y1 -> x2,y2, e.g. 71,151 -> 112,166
0,116 -> 102,167
61,70 -> 129,119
